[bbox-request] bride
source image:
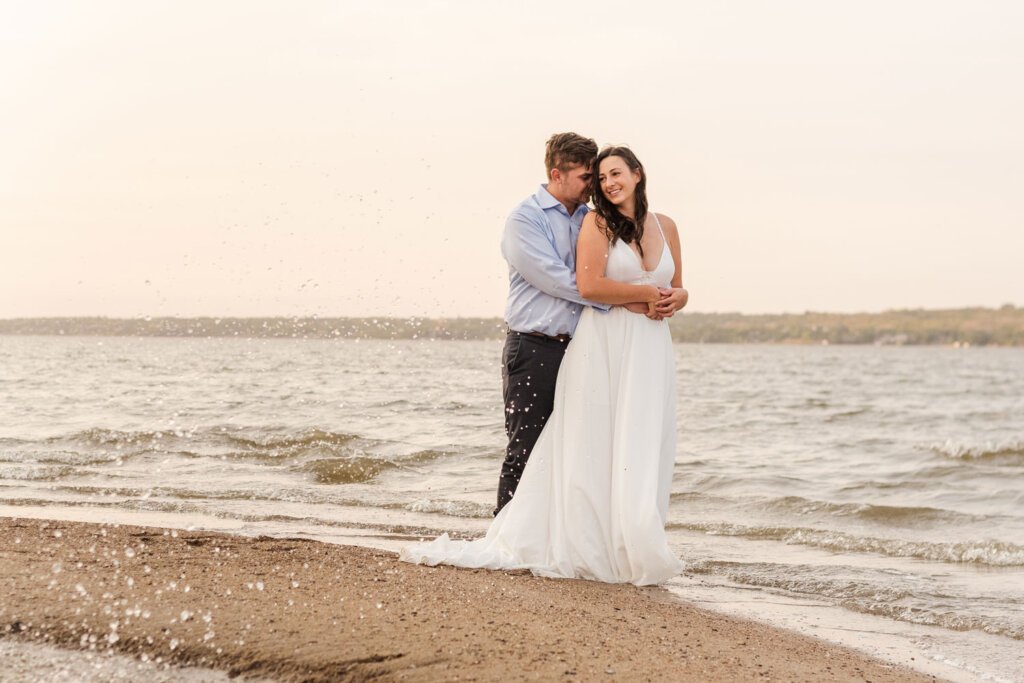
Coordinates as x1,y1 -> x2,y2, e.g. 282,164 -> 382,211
400,145 -> 687,586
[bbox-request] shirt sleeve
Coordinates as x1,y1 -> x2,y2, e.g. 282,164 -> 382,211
501,210 -> 611,311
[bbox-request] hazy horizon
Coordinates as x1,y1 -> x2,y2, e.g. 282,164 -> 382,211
3,1 -> 1022,318
0,301 -> 1021,321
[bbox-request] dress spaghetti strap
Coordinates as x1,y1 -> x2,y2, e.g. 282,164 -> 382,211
651,211 -> 666,240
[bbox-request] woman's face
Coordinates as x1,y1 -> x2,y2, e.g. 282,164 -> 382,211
598,155 -> 641,207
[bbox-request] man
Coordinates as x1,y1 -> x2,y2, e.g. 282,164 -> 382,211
496,132 -> 684,514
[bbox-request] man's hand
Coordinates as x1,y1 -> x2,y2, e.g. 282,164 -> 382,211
654,287 -> 689,317
621,301 -> 664,320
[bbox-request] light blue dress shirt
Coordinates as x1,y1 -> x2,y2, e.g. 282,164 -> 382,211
501,185 -> 610,337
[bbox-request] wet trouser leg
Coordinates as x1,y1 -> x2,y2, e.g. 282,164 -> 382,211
495,331 -> 569,515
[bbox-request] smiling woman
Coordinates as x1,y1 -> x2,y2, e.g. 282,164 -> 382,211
591,146 -> 649,258
577,146 -> 687,317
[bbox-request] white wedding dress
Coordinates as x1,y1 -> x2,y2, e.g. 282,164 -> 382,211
400,214 -> 682,586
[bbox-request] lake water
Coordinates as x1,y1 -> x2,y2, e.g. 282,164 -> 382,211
2,335 -> 1022,681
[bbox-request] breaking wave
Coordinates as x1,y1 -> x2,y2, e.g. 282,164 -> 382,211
687,560 -> 1024,640
931,439 -> 1024,465
761,495 -> 982,526
404,498 -> 492,519
298,449 -> 449,484
5,427 -> 454,485
671,521 -> 1024,566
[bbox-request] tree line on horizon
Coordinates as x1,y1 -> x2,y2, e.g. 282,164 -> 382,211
1,306 -> 1021,346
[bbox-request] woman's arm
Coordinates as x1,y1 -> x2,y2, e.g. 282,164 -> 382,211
654,214 -> 689,315
576,213 -> 661,305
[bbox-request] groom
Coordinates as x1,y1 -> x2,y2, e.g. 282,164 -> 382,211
496,132 -> 684,515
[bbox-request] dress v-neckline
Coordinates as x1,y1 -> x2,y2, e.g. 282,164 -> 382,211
626,239 -> 666,274
626,213 -> 667,273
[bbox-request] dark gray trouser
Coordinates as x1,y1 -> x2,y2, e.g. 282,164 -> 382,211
495,331 -> 569,515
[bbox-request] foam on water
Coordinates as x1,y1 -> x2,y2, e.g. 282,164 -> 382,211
405,498 -> 493,518
932,439 -> 1024,465
671,521 -> 1024,566
686,559 -> 1024,640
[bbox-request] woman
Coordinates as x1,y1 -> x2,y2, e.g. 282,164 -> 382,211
400,146 -> 686,585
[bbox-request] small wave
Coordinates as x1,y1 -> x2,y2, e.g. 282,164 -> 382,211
0,494 -> 336,525
42,427 -> 362,457
687,560 -> 913,601
0,464 -> 75,481
405,498 -> 492,518
74,483 -> 373,507
39,425 -> 457,472
669,491 -> 728,503
50,427 -> 187,448
763,495 -> 978,526
225,429 -> 359,452
688,560 -> 1024,640
376,399 -> 412,408
800,398 -> 831,409
0,449 -> 132,466
824,407 -> 871,422
685,473 -> 740,491
670,521 -> 1024,566
402,449 -> 452,465
38,428 -> 237,463
300,457 -> 395,484
846,600 -> 1024,641
836,480 -> 931,492
932,439 -> 1024,466
32,427 -> 373,465
43,484 -> 148,498
297,449 -> 449,484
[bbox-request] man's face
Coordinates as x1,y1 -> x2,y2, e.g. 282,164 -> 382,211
552,162 -> 593,206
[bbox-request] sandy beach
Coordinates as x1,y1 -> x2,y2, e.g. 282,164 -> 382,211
0,517 -> 942,682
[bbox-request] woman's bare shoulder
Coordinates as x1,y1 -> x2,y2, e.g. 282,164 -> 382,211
654,212 -> 679,239
583,211 -> 611,236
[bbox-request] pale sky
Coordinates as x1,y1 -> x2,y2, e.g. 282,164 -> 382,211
2,0 -> 1021,318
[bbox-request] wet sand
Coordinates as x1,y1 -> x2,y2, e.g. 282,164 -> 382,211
0,517 -> 941,682
0,637 -> 239,682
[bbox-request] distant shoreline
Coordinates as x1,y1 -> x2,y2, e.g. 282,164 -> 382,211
1,306 -> 1022,346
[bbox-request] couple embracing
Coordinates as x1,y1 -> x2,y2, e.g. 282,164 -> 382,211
401,133 -> 688,586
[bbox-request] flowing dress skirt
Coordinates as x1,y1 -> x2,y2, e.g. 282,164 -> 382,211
400,305 -> 682,586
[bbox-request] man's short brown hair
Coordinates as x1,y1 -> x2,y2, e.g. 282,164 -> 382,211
544,132 -> 598,178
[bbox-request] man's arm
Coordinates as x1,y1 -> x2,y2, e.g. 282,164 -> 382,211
501,211 -> 610,310
622,301 -> 661,318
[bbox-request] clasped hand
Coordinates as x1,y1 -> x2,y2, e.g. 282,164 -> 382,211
621,287 -> 689,320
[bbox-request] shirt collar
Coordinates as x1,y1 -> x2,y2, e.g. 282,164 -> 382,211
536,184 -> 589,218
535,184 -> 562,210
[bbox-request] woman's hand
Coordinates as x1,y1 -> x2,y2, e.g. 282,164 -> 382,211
622,291 -> 668,320
654,287 -> 688,317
